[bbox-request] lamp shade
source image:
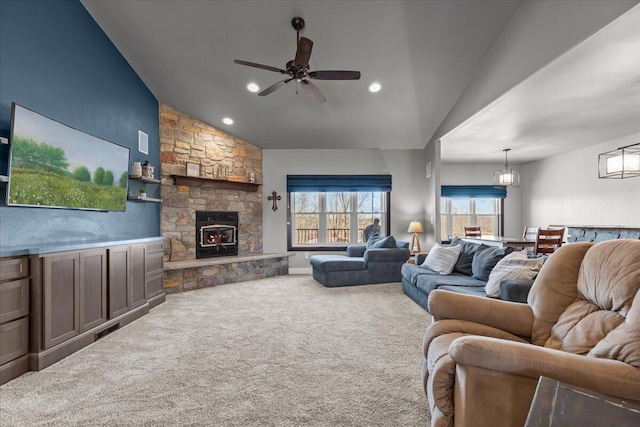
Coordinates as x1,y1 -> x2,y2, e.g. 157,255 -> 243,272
599,143 -> 640,179
407,221 -> 423,233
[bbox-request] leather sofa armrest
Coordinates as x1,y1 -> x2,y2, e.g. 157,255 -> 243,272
346,245 -> 366,257
428,290 -> 534,338
450,336 -> 640,401
499,279 -> 535,303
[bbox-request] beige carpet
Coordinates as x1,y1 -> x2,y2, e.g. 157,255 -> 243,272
0,275 -> 431,426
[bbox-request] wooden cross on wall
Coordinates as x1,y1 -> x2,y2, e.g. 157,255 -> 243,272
267,191 -> 281,211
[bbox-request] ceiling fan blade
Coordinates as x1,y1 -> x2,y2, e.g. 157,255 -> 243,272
301,80 -> 327,103
309,70 -> 361,80
294,37 -> 313,68
234,59 -> 285,74
258,78 -> 293,96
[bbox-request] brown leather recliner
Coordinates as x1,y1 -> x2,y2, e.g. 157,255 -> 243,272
422,239 -> 640,427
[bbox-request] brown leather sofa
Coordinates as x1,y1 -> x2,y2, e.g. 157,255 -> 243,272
422,239 -> 640,427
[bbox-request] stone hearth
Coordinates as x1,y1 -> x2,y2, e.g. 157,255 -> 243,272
163,253 -> 291,293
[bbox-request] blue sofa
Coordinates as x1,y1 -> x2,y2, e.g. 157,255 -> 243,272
311,239 -> 411,287
402,238 -> 524,312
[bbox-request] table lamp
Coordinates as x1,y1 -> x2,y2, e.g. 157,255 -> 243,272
407,221 -> 424,252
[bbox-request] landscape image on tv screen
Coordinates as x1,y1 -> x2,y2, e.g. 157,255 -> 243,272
8,104 -> 130,211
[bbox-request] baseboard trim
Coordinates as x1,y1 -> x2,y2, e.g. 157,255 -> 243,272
289,268 -> 312,275
148,292 -> 166,309
0,355 -> 29,386
29,304 -> 150,372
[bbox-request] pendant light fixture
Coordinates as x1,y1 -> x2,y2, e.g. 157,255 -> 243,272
598,143 -> 640,179
494,149 -> 520,187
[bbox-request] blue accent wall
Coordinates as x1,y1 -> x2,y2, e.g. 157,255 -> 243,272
0,0 -> 160,247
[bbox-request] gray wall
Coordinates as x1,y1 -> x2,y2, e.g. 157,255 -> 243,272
423,140 -> 440,248
262,149 -> 426,270
523,132 -> 640,228
441,163 -> 524,238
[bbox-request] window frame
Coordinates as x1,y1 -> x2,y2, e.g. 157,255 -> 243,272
287,191 -> 391,251
440,197 -> 504,239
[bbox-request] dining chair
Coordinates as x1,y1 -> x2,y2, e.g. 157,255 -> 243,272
534,228 -> 565,254
522,226 -> 539,240
464,226 -> 481,238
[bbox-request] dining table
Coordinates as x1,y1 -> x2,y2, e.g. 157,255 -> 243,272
461,235 -> 536,249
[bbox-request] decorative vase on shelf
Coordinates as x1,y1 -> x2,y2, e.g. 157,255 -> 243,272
142,161 -> 154,179
132,162 -> 142,177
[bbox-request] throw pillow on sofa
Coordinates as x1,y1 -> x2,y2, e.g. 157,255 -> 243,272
449,238 -> 487,276
366,234 -> 397,249
471,245 -> 515,281
485,251 -> 545,297
421,243 -> 461,275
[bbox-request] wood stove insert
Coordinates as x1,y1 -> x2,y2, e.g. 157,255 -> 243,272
196,211 -> 238,258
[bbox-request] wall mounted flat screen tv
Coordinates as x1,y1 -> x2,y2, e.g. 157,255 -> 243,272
7,103 -> 130,211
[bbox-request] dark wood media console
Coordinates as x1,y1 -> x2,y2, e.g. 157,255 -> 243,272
0,238 -> 165,385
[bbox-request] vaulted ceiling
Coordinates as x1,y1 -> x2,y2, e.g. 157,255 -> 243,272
81,1 -> 640,163
81,0 -> 521,151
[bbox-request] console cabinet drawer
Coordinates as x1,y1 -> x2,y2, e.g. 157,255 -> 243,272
145,242 -> 163,299
0,279 -> 29,324
146,242 -> 163,254
146,244 -> 163,276
145,272 -> 164,299
0,257 -> 29,282
0,317 -> 29,365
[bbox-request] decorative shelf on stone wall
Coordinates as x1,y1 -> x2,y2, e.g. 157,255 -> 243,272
128,195 -> 162,203
170,175 -> 260,192
129,174 -> 161,184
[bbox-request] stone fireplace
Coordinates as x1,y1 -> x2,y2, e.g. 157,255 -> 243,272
196,211 -> 238,258
159,104 -> 263,262
158,104 -> 293,294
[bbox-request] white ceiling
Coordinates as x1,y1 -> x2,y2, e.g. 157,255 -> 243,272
81,1 -> 640,163
81,0 -> 521,150
440,4 -> 640,164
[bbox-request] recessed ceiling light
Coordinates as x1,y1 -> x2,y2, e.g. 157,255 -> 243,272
247,82 -> 260,93
222,117 -> 234,125
369,82 -> 382,93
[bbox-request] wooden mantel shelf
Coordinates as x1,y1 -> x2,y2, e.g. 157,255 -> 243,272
170,175 -> 260,192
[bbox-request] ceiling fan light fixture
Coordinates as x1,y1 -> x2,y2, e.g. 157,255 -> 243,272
222,117 -> 234,125
232,16 -> 361,103
246,82 -> 260,93
368,82 -> 381,93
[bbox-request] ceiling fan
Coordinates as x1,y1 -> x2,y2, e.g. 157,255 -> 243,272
233,17 -> 361,103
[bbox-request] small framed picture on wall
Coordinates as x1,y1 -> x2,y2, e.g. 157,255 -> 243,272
186,162 -> 200,177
